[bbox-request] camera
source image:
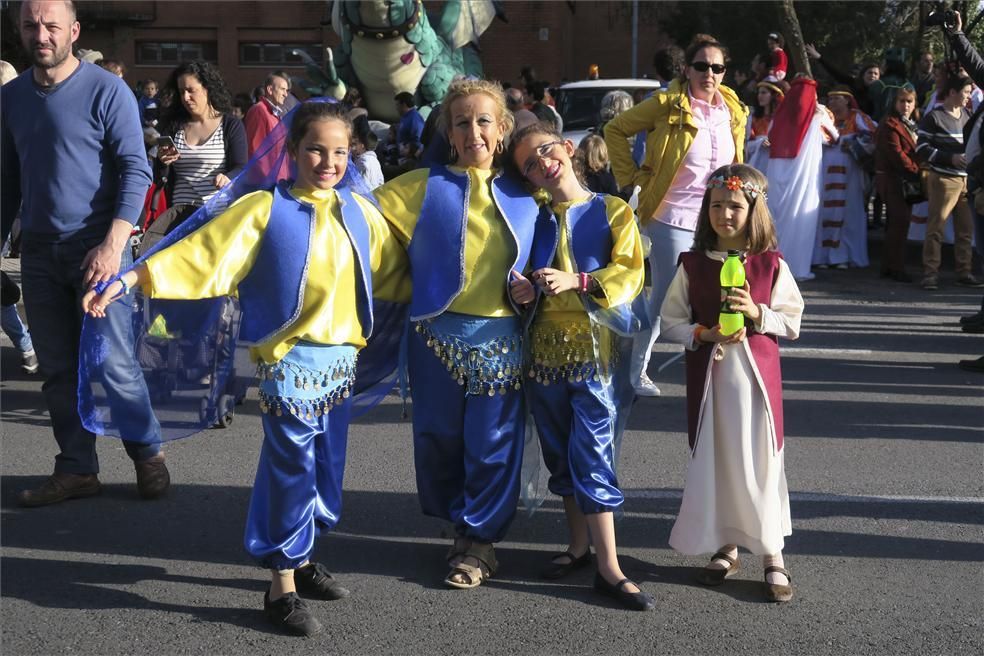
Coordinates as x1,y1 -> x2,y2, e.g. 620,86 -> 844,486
926,2 -> 958,30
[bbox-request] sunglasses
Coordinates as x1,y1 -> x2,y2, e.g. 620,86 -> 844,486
522,140 -> 564,177
690,61 -> 726,75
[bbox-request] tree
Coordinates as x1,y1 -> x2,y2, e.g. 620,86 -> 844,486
776,0 -> 811,78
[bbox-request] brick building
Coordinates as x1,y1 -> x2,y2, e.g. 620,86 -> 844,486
3,1 -> 676,101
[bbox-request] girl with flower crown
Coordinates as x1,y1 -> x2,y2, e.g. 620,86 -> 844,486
659,163 -> 804,603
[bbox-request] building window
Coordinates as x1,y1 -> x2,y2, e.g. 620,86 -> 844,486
239,43 -> 323,67
136,41 -> 217,65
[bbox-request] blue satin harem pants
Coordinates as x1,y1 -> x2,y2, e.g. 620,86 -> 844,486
529,374 -> 624,514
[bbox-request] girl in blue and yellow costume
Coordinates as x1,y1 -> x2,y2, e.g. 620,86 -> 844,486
373,79 -> 539,590
83,102 -> 410,636
508,123 -> 654,611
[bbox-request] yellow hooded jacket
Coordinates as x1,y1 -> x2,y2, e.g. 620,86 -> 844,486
604,78 -> 749,225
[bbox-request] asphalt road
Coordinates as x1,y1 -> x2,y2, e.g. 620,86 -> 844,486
2,247 -> 982,656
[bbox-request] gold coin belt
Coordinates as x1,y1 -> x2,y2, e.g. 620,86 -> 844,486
527,322 -> 615,385
414,321 -> 523,397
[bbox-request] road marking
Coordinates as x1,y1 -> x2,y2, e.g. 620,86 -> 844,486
623,489 -> 983,505
781,347 -> 874,356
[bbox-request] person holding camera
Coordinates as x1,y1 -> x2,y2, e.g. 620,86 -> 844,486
939,9 -> 984,370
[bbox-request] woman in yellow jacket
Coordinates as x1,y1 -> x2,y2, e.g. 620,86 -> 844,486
604,34 -> 748,397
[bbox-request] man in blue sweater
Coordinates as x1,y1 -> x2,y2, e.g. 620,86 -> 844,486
1,0 -> 168,506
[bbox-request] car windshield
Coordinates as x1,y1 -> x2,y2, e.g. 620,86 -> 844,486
555,88 -> 613,130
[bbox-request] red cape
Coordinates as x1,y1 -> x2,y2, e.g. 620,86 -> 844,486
769,78 -> 818,159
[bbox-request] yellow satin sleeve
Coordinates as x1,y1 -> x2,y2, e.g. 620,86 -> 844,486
143,189 -> 271,300
374,166 -> 516,317
357,194 -> 412,304
373,167 -> 429,248
144,186 -> 406,364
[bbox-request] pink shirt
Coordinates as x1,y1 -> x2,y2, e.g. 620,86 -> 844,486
654,90 -> 736,231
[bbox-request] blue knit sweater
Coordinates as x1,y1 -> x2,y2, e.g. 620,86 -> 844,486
1,61 -> 151,241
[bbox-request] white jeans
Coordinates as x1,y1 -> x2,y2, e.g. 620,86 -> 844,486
629,220 -> 695,383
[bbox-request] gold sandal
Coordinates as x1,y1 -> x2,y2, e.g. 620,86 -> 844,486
444,542 -> 497,590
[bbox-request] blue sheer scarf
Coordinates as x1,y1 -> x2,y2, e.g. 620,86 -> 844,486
78,98 -> 404,442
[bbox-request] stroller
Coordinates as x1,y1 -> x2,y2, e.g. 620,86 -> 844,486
134,294 -> 247,428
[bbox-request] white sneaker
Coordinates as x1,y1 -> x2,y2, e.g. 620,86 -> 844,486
21,349 -> 39,374
634,375 -> 661,397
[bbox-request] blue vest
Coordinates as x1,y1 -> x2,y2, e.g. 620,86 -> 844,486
531,194 -> 612,273
406,166 -> 538,320
530,194 -> 645,336
237,182 -> 374,344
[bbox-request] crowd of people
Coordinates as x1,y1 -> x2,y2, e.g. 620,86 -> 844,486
2,0 -> 982,640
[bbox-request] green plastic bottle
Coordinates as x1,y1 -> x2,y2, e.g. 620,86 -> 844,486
718,250 -> 746,336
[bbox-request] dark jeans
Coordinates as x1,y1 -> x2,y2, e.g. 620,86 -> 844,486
20,235 -> 160,475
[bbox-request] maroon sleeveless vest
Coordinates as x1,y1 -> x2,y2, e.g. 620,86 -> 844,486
678,250 -> 786,452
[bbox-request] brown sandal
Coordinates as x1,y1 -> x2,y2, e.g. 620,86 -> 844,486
764,566 -> 793,602
444,542 -> 498,590
696,551 -> 740,586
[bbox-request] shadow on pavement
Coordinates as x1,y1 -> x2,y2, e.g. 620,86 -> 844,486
0,556 -> 279,634
2,478 -> 980,570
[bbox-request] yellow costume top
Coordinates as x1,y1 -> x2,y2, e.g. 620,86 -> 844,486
531,194 -> 644,370
374,166 -> 516,317
143,186 -> 410,364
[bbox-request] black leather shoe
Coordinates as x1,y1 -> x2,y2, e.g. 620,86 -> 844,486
18,473 -> 101,507
134,453 -> 170,500
264,591 -> 323,636
959,312 -> 984,325
593,572 -> 655,611
539,549 -> 591,580
294,562 -> 351,600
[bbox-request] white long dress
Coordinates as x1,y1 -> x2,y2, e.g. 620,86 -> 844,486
659,251 -> 804,556
812,111 -> 876,268
765,110 -> 830,281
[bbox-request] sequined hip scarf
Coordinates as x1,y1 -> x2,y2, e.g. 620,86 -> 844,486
414,312 -> 523,397
256,342 -> 358,418
528,320 -> 617,386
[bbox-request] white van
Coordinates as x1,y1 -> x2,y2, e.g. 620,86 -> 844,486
554,78 -> 663,145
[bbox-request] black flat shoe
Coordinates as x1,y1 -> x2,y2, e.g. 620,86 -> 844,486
264,591 -> 323,636
696,551 -> 740,586
593,572 -> 655,611
539,549 -> 591,580
294,562 -> 351,600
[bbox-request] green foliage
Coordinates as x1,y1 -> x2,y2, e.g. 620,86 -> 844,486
658,1 -> 981,82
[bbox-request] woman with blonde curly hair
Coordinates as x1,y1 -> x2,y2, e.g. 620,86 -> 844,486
374,79 -> 540,589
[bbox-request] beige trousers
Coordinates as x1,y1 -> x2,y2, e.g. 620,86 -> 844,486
923,171 -> 974,277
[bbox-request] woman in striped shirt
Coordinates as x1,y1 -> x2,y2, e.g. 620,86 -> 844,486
156,60 -> 247,222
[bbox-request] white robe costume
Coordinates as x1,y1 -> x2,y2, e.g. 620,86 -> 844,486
660,251 -> 804,556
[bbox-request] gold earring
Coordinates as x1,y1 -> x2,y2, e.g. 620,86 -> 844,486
495,140 -> 504,154
449,144 -> 457,160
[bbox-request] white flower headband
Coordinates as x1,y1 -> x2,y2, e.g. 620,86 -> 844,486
707,174 -> 768,201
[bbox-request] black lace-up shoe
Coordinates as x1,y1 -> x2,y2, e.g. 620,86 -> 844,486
264,591 -> 323,636
294,562 -> 351,600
